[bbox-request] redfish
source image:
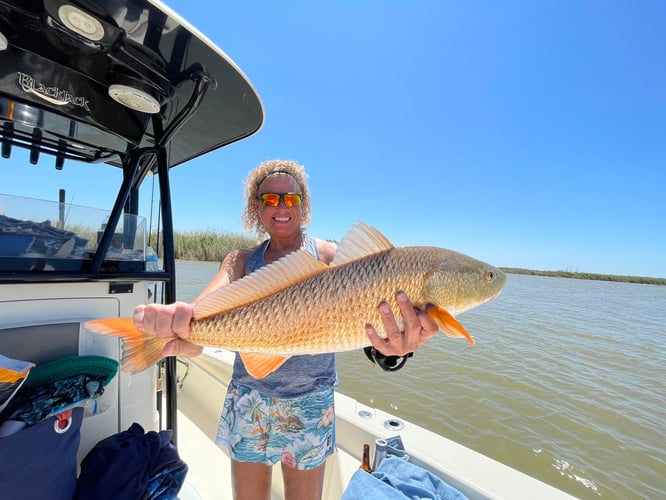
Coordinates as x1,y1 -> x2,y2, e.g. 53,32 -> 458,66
85,222 -> 505,379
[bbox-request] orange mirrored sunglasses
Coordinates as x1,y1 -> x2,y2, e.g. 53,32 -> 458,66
258,193 -> 302,207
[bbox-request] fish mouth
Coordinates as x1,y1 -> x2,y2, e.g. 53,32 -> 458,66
485,289 -> 503,303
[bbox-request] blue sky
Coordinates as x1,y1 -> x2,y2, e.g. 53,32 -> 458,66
2,1 -> 665,277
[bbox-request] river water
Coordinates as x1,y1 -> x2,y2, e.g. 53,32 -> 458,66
175,260 -> 666,499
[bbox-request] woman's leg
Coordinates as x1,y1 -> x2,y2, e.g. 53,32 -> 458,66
231,460 -> 272,500
281,462 -> 326,500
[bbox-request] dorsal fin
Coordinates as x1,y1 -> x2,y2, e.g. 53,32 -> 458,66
193,249 -> 329,320
331,221 -> 394,266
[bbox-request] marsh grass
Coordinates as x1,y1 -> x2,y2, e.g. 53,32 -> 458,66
501,267 -> 666,286
150,230 -> 257,262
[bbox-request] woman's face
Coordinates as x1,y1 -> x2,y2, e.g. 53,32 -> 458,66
256,173 -> 303,238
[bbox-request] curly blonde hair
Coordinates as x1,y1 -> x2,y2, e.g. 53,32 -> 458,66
241,159 -> 312,237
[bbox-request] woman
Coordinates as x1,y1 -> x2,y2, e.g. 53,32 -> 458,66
133,159 -> 439,500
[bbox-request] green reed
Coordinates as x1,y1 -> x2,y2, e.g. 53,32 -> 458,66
149,230 -> 258,262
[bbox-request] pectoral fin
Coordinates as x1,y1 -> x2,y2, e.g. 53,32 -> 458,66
425,304 -> 475,345
240,352 -> 290,379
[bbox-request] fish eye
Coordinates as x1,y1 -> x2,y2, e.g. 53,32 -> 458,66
485,271 -> 496,281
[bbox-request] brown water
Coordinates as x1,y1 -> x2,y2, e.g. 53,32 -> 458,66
176,261 -> 666,499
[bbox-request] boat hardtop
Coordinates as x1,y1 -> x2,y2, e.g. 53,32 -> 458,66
1,0 -> 263,168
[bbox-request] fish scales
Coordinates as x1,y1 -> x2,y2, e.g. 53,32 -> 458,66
186,247 -> 481,354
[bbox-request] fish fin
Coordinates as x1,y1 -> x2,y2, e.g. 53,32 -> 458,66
84,318 -> 172,373
425,304 -> 476,345
239,352 -> 290,379
193,250 -> 329,320
331,221 -> 394,266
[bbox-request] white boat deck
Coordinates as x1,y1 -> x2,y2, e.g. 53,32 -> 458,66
175,349 -> 576,500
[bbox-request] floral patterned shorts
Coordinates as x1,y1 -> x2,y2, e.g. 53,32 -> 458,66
215,382 -> 335,470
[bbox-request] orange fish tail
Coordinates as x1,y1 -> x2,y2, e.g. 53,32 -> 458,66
84,318 -> 171,373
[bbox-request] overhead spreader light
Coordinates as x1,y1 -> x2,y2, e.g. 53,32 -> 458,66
108,84 -> 162,114
58,4 -> 104,41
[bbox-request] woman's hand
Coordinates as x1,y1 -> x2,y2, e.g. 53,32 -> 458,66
133,301 -> 203,357
365,291 -> 439,356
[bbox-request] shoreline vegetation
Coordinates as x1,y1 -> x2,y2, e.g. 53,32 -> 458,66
500,268 -> 666,286
158,230 -> 666,286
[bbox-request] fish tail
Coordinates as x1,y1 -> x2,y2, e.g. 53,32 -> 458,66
84,318 -> 171,373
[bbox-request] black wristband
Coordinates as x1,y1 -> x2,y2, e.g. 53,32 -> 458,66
363,346 -> 413,372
